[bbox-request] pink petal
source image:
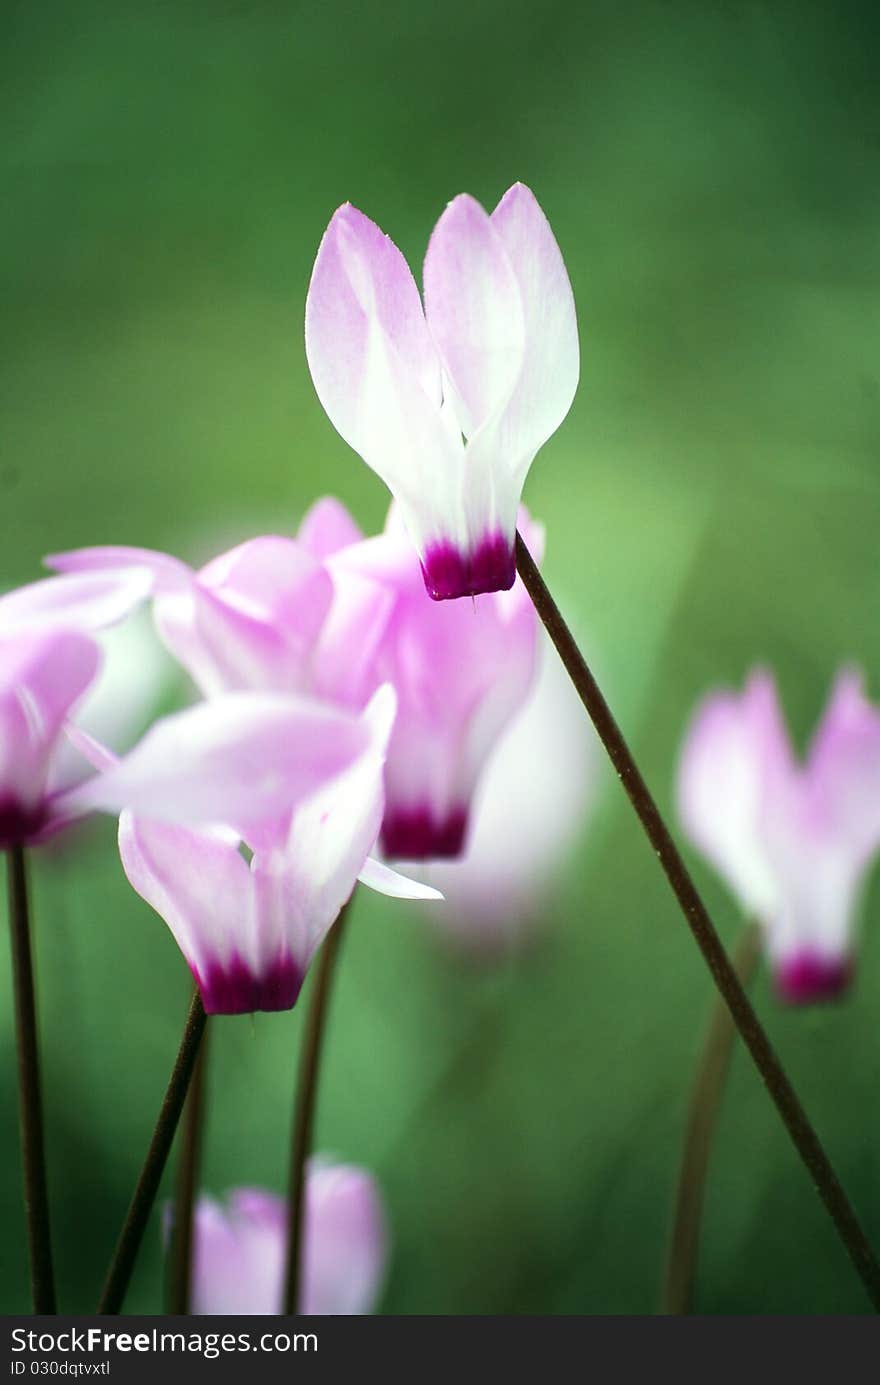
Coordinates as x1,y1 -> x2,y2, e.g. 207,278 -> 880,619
297,496 -> 364,559
250,685 -> 398,970
0,629 -> 101,842
423,192 -> 525,437
804,667 -> 880,861
64,693 -> 370,831
189,1164 -> 387,1315
45,545 -> 191,595
0,568 -> 156,634
338,527 -> 539,857
117,813 -> 264,1012
488,182 -> 580,481
418,627 -> 597,946
677,670 -> 791,919
305,203 -> 465,563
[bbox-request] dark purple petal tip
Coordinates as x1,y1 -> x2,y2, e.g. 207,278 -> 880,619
775,952 -> 853,1005
0,797 -> 49,851
381,805 -> 469,860
194,952 -> 305,1015
421,534 -> 515,600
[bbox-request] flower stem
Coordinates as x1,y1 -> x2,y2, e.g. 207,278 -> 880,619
283,899 -> 352,1314
514,529 -> 880,1310
662,920 -> 762,1313
98,990 -> 207,1314
167,1004 -> 210,1314
6,846 -> 56,1314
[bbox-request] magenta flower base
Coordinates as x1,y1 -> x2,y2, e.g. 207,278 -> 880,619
420,535 -> 516,601
0,798 -> 49,851
775,953 -> 853,1005
381,806 -> 469,859
195,954 -> 305,1016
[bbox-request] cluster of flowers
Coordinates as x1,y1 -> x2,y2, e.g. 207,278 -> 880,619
3,181 -> 877,1312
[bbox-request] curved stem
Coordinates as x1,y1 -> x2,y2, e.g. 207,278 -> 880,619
98,990 -> 207,1314
662,921 -> 762,1313
6,846 -> 56,1313
167,1007 -> 210,1314
515,530 -> 880,1311
283,900 -> 352,1314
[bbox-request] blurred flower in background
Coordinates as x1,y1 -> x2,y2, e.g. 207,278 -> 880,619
678,668 -> 880,1003
406,628 -> 599,952
187,1162 -> 388,1315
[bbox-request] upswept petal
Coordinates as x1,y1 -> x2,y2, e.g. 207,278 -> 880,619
419,627 -> 597,946
423,193 -> 525,437
677,670 -> 790,920
306,203 -> 466,558
337,519 -> 539,856
357,855 -> 442,900
0,630 -> 101,840
0,568 -> 156,635
118,813 -> 255,995
301,1163 -> 388,1315
45,544 -> 191,595
252,685 -> 399,967
297,496 -> 364,559
487,182 -> 580,481
64,693 -> 370,831
802,667 -> 880,863
189,1164 -> 387,1315
187,538 -> 334,694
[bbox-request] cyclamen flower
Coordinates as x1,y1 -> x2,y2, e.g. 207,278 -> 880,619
328,506 -> 541,857
0,628 -> 101,847
47,504 -> 392,711
186,1163 -> 387,1315
678,668 -> 880,1003
50,498 -> 542,860
0,566 -> 159,847
94,685 -> 440,1014
416,629 -> 598,949
305,183 -> 579,599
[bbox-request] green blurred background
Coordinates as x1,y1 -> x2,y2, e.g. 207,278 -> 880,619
2,0 -> 879,1313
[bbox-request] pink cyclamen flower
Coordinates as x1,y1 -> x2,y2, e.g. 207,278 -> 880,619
0,565 -> 161,847
328,505 -> 541,858
86,685 -> 440,1013
47,506 -> 392,710
305,183 -> 579,599
50,498 -> 542,860
678,668 -> 880,1003
186,1163 -> 387,1315
0,628 -> 101,847
416,629 -> 598,950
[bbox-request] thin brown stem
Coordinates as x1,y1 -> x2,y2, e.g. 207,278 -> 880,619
167,1007 -> 210,1314
6,846 -> 56,1313
662,920 -> 762,1313
515,529 -> 880,1311
98,990 -> 207,1314
283,900 -> 352,1314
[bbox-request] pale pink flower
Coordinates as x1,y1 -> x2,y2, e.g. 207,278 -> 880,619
187,1163 -> 387,1315
328,505 -> 541,857
77,685 -> 440,1014
50,499 -> 542,860
47,518 -> 392,711
414,630 -> 598,949
0,566 -> 165,845
305,184 -> 579,599
678,668 -> 880,1002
